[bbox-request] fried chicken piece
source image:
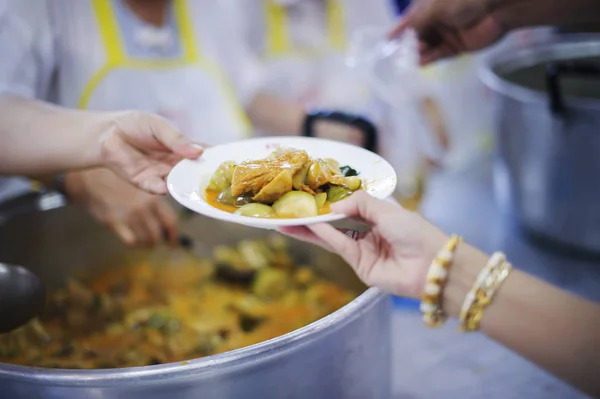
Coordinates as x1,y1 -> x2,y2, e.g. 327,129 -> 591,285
231,151 -> 309,197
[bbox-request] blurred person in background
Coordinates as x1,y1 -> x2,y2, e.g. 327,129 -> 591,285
237,0 -> 452,210
237,0 -> 395,120
0,0 -> 370,247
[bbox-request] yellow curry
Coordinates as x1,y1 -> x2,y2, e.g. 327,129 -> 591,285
0,236 -> 355,369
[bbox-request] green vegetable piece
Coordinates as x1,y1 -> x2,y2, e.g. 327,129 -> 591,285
207,161 -> 236,192
323,158 -> 342,175
217,187 -> 253,206
340,165 -> 359,177
234,203 -> 276,218
251,268 -> 289,300
147,314 -> 166,330
327,186 -> 353,203
272,191 -> 318,218
315,192 -> 327,209
292,164 -> 309,190
343,176 -> 362,191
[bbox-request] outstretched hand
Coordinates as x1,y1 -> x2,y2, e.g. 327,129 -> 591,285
99,111 -> 204,195
280,191 -> 448,298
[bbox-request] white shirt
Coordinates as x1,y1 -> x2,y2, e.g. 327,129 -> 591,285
0,0 -> 266,202
242,0 -> 395,56
238,0 -> 395,113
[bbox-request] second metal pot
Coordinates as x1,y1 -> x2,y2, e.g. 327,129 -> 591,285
480,37 -> 600,254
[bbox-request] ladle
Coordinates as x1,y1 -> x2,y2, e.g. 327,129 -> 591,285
0,263 -> 45,333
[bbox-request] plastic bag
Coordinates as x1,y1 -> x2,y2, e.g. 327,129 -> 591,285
346,27 -> 446,198
347,26 -> 496,174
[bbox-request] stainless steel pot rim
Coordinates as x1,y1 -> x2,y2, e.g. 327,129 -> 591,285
0,287 -> 388,386
479,38 -> 600,110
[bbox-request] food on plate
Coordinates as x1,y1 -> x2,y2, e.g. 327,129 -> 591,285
272,191 -> 319,218
0,236 -> 356,369
234,203 -> 276,218
205,148 -> 363,218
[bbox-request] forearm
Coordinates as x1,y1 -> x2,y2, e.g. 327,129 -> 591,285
0,95 -> 109,175
444,244 -> 600,397
492,0 -> 600,31
246,93 -> 306,136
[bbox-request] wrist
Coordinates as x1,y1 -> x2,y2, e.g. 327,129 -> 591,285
442,243 -> 488,318
85,111 -> 119,170
61,171 -> 86,203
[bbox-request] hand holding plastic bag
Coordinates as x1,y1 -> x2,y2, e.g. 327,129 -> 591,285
346,27 -> 449,167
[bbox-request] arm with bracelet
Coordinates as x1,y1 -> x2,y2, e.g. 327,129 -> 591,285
443,244 -> 600,397
280,191 -> 600,398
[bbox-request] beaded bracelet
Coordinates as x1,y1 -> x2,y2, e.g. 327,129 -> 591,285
459,252 -> 513,332
420,234 -> 462,327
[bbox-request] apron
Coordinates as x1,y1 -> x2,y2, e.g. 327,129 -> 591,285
262,0 -> 370,111
81,0 -> 251,145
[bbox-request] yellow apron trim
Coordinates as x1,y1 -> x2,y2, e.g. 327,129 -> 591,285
91,0 -> 126,66
264,0 -> 347,57
173,0 -> 199,63
265,0 -> 289,56
79,64 -> 114,109
81,0 -> 251,135
327,0 -> 346,52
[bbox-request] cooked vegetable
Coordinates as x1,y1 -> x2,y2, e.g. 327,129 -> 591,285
306,161 -> 324,189
0,237 -> 356,369
252,269 -> 289,300
253,170 -> 293,204
234,204 -> 275,218
208,161 -> 236,192
323,158 -> 342,175
237,240 -> 272,270
217,187 -> 253,207
214,240 -> 272,283
294,267 -> 315,287
306,160 -> 331,189
340,165 -> 358,177
272,191 -> 318,218
314,192 -> 327,209
238,314 -> 266,333
292,164 -> 309,190
205,149 -> 363,219
343,176 -> 362,191
306,159 -> 345,190
327,186 -> 353,203
214,262 -> 256,285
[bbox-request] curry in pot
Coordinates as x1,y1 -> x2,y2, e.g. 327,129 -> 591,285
0,236 -> 356,369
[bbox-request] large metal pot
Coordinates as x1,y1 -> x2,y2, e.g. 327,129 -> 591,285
0,195 -> 391,399
480,37 -> 600,254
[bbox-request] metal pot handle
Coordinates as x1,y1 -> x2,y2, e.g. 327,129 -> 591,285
0,191 -> 66,225
303,110 -> 378,152
545,61 -> 600,115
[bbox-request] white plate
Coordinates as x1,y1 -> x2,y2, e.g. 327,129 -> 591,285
167,136 -> 397,229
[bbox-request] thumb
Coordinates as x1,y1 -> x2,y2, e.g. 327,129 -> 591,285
146,115 -> 204,159
388,14 -> 412,39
